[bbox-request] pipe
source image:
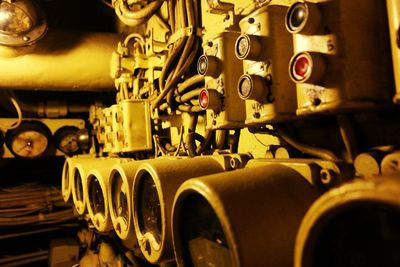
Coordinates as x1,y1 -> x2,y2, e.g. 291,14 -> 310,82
295,174 -> 400,267
0,30 -> 120,91
172,164 -> 320,267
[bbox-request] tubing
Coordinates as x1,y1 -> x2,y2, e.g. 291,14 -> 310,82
0,30 -> 120,91
295,174 -> 400,267
172,164 -> 320,267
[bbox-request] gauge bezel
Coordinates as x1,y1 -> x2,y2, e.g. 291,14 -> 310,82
5,120 -> 52,159
54,125 -> 80,155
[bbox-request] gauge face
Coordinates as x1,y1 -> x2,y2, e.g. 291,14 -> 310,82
137,173 -> 162,245
6,121 -> 51,159
10,130 -> 48,158
54,126 -> 80,155
111,172 -> 129,222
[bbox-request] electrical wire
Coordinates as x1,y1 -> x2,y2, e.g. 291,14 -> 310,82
276,126 -> 339,161
176,75 -> 204,94
152,0 -> 200,110
0,96 -> 22,131
175,88 -> 202,103
0,184 -> 75,227
114,0 -> 164,26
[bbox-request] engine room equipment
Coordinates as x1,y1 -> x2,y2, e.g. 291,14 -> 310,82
387,0 -> 400,103
132,156 -> 227,265
5,120 -> 52,159
6,0 -> 399,265
236,3 -> 296,125
295,175 -> 400,267
108,160 -> 146,255
0,118 -> 85,158
172,164 -> 320,267
71,157 -> 127,216
287,0 -> 394,115
62,156 -> 90,203
86,167 -> 114,232
53,126 -> 80,155
97,100 -> 153,154
200,31 -> 247,129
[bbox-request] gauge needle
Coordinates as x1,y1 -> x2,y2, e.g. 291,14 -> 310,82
16,140 -> 33,153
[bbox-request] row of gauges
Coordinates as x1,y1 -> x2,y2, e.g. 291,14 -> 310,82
0,120 -> 81,159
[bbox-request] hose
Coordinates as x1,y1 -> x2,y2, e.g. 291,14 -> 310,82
175,88 -> 202,103
276,127 -> 339,161
196,129 -> 214,155
0,93 -> 22,131
177,104 -> 202,113
176,75 -> 204,94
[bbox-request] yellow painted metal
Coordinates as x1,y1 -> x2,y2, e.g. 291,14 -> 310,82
121,100 -> 153,152
246,158 -> 354,187
132,156 -> 226,264
201,31 -> 246,129
172,164 -> 320,267
86,167 -> 114,233
62,155 -> 94,203
295,175 -> 400,267
0,31 -> 119,91
237,4 -> 296,125
290,0 -> 393,115
0,118 -> 85,158
387,0 -> 400,103
71,157 -> 127,215
108,160 -> 144,256
95,100 -> 152,153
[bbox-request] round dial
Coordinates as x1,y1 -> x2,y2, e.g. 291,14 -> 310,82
5,121 -> 51,159
137,173 -> 162,245
54,126 -> 80,155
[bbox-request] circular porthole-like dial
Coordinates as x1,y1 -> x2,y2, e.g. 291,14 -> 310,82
5,121 -> 52,159
54,126 -> 80,155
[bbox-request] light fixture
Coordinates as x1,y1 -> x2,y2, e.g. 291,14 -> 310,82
0,0 -> 47,47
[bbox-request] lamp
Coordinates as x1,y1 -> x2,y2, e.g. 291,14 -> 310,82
0,0 -> 47,47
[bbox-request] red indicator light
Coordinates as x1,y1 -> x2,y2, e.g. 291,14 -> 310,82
291,53 -> 311,82
199,89 -> 209,109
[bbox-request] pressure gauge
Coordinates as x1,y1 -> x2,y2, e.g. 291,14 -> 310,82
5,121 -> 52,159
54,126 -> 80,155
137,173 -> 162,247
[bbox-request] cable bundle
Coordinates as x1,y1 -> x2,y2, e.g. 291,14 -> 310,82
0,183 -> 75,227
